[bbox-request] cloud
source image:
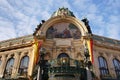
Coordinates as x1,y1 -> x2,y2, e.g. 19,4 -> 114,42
72,0 -> 120,40
106,15 -> 120,39
0,20 -> 17,40
0,0 -> 40,41
0,0 -> 120,41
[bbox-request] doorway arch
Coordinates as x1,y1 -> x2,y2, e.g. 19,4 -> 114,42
57,53 -> 69,59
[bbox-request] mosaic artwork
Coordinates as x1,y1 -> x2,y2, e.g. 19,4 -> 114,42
46,22 -> 81,39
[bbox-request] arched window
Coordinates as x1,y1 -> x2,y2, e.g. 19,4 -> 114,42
98,56 -> 109,77
18,56 -> 29,75
57,53 -> 69,59
4,58 -> 14,78
57,53 -> 70,66
113,58 -> 120,78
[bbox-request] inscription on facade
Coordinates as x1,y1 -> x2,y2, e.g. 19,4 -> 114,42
55,39 -> 71,46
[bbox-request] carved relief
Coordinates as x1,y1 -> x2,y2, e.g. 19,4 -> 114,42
76,52 -> 82,58
99,52 -> 103,56
105,52 -> 111,57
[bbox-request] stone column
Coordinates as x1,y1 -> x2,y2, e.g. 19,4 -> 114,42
11,52 -> 20,78
28,49 -> 34,76
93,51 -> 100,79
0,55 -> 7,78
107,54 -> 116,78
105,53 -> 116,78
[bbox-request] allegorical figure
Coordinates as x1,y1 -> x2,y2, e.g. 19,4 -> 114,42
73,29 -> 81,39
63,28 -> 71,38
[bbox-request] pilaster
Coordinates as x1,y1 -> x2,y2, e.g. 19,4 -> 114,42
0,55 -> 7,78
11,52 -> 20,78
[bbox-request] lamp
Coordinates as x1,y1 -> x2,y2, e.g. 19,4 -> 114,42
40,47 -> 46,60
38,47 -> 47,80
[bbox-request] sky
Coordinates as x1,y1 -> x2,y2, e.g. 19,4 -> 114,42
0,0 -> 120,41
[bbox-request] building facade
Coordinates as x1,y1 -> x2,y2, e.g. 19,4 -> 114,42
0,8 -> 120,80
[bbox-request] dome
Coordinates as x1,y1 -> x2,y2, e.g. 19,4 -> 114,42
51,7 -> 75,18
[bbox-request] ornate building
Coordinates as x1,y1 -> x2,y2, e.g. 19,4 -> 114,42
0,8 -> 120,80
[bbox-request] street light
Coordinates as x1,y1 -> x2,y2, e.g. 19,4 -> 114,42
38,47 -> 49,80
83,45 -> 93,80
40,47 -> 46,60
37,47 -> 46,80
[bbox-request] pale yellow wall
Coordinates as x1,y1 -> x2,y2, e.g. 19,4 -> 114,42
93,41 -> 120,79
0,46 -> 33,78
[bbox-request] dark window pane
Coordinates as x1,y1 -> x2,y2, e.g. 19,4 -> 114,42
113,59 -> 120,78
19,56 -> 29,75
98,56 -> 109,77
4,58 -> 14,78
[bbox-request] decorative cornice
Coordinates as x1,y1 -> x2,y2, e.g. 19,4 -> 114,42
0,42 -> 33,52
93,40 -> 120,51
0,32 -> 120,52
92,34 -> 120,51
0,35 -> 34,52
93,34 -> 120,45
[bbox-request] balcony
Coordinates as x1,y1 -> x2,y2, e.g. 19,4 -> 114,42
48,58 -> 87,80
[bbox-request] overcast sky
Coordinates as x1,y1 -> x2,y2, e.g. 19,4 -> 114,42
0,0 -> 120,41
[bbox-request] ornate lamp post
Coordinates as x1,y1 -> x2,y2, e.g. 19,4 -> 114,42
84,44 -> 93,80
37,47 -> 47,80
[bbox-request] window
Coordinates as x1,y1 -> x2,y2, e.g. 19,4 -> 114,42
4,58 -> 14,78
57,53 -> 69,59
113,59 -> 120,78
98,56 -> 109,77
18,56 -> 29,75
57,53 -> 70,66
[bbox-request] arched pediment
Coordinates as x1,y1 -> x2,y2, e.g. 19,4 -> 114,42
38,16 -> 89,39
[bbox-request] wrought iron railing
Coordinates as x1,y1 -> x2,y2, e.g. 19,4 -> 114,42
47,58 -> 88,80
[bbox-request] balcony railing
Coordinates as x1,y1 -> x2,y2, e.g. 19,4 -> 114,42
49,66 -> 81,74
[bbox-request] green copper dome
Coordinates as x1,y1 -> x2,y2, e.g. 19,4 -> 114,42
51,7 -> 75,18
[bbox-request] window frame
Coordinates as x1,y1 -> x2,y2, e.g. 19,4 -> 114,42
4,57 -> 14,78
98,56 -> 109,77
113,58 -> 120,78
18,56 -> 29,75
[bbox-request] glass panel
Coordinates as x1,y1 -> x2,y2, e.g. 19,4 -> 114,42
113,59 -> 120,78
19,56 -> 29,75
58,53 -> 69,58
4,58 -> 14,78
57,53 -> 70,66
98,56 -> 109,77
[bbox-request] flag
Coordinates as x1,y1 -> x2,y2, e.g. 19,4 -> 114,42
33,39 -> 42,65
86,39 -> 94,64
